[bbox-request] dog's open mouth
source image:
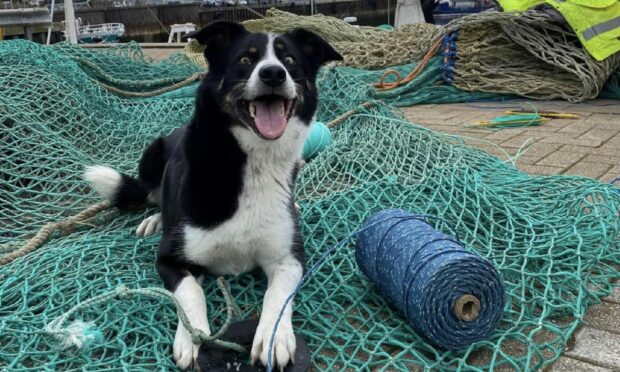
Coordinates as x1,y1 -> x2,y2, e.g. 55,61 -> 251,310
242,95 -> 295,140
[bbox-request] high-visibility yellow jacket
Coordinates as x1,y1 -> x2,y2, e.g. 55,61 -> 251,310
496,0 -> 620,61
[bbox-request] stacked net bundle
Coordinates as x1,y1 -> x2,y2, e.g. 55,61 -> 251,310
242,8 -> 390,42
241,9 -> 620,101
243,9 -> 444,70
184,39 -> 208,70
2,40 -> 620,372
447,11 -> 620,102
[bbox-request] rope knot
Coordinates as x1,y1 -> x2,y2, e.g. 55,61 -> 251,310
191,329 -> 209,345
115,285 -> 131,299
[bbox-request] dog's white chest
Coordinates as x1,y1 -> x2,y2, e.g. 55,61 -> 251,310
182,156 -> 294,275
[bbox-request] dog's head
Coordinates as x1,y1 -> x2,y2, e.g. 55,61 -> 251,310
187,21 -> 342,140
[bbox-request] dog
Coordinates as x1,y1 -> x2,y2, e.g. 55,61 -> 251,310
83,21 -> 342,370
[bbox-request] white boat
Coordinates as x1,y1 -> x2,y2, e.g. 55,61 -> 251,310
74,20 -> 125,43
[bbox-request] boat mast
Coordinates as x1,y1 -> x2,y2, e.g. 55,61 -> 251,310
64,0 -> 78,43
46,0 -> 55,44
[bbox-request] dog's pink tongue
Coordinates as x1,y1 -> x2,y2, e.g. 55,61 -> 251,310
253,100 -> 287,139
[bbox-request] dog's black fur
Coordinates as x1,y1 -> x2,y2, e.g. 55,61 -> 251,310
85,21 -> 341,370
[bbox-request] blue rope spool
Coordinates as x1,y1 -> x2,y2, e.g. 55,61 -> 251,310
355,208 -> 505,350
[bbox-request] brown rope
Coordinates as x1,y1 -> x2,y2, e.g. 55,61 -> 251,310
373,36 -> 444,91
326,101 -> 377,128
94,72 -> 206,98
0,202 -> 111,266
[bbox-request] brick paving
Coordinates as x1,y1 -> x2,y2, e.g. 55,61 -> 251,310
403,100 -> 620,370
402,100 -> 620,183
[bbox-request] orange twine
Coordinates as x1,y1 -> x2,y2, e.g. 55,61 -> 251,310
374,37 -> 444,91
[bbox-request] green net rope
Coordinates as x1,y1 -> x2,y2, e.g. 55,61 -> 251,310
1,38 -> 620,371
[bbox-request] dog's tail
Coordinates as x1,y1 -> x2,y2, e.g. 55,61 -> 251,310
83,165 -> 149,211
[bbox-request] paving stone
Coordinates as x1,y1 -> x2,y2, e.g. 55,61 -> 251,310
560,145 -> 620,157
588,113 -> 620,125
609,165 -> 620,174
564,162 -> 612,179
518,164 -> 563,176
603,287 -> 620,304
567,101 -> 620,114
515,155 -> 539,166
601,172 -> 620,182
565,327 -> 620,369
515,142 -> 562,159
603,133 -> 620,149
558,121 -> 597,134
587,119 -> 620,131
455,112 -> 499,125
408,117 -> 461,126
520,123 -> 563,134
501,135 -> 540,148
584,301 -> 620,334
471,145 -> 513,160
483,129 -> 525,141
403,107 -> 459,121
581,129 -> 620,143
540,134 -> 604,147
583,155 -> 620,166
416,124 -> 459,133
537,151 -> 585,168
548,356 -> 612,372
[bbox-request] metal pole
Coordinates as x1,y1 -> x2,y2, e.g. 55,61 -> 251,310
310,0 -> 314,15
46,0 -> 56,45
387,0 -> 390,25
64,0 -> 78,43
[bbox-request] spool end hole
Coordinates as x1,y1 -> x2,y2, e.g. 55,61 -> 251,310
454,294 -> 481,322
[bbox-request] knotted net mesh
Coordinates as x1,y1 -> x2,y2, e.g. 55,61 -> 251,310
1,35 -> 620,372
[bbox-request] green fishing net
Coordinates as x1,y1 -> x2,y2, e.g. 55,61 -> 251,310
601,67 -> 620,99
1,39 -> 620,372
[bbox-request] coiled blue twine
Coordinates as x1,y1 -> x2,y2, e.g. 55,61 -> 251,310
355,208 -> 505,350
267,209 -> 505,371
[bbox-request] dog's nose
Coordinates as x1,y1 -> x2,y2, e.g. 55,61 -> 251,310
259,65 -> 286,87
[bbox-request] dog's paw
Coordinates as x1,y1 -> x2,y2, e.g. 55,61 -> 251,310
136,213 -> 162,237
251,318 -> 296,370
173,322 -> 208,371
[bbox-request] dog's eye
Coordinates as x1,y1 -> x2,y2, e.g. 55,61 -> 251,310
284,56 -> 295,65
239,56 -> 251,65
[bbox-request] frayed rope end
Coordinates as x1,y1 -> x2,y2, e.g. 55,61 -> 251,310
49,320 -> 103,350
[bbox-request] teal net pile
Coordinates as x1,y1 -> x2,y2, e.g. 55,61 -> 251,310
601,66 -> 620,99
318,58 -> 508,108
2,39 -> 620,371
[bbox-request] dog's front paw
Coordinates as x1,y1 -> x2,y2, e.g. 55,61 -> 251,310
251,318 -> 296,370
174,322 -> 208,370
136,213 -> 162,237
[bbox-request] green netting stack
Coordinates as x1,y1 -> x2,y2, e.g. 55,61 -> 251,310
1,37 -> 620,372
601,67 -> 620,99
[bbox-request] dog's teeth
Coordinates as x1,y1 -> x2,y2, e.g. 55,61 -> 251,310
250,104 -> 256,118
280,101 -> 285,117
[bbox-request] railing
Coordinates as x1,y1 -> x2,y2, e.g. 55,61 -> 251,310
77,22 -> 125,36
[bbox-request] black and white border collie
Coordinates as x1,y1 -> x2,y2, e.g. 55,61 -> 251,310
83,22 -> 341,370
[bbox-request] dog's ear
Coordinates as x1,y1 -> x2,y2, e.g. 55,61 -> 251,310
286,28 -> 343,71
185,21 -> 248,63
